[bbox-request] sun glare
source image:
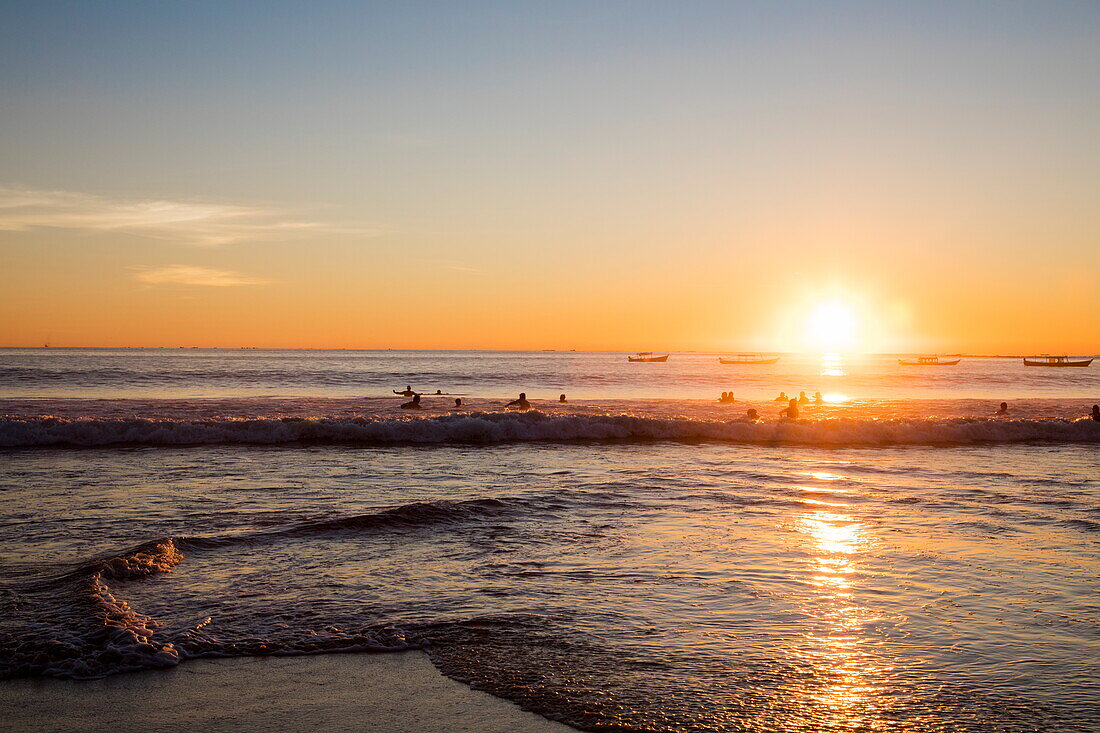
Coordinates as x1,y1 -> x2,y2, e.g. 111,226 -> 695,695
804,301 -> 859,353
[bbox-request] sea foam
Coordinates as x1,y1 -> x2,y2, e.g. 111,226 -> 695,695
1,411 -> 1098,447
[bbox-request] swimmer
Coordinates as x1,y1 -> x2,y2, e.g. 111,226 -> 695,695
454,398 -> 463,408
746,408 -> 759,421
506,392 -> 531,410
774,392 -> 788,402
813,391 -> 823,404
720,392 -> 736,403
400,394 -> 422,410
435,390 -> 443,395
393,385 -> 416,397
1090,404 -> 1099,422
559,394 -> 567,403
798,391 -> 809,404
996,402 -> 1008,415
780,398 -> 799,419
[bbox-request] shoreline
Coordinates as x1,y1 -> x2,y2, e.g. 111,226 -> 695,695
0,652 -> 573,733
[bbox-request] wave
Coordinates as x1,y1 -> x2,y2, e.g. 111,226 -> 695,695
0,540 -> 186,679
0,522 -> 431,680
283,498 -> 516,536
2,411 -> 1098,448
0,498 -> 535,679
3,499 -> 544,681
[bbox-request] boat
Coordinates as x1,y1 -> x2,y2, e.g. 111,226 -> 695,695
1022,355 -> 1093,367
627,352 -> 669,363
718,353 -> 780,365
898,355 -> 961,366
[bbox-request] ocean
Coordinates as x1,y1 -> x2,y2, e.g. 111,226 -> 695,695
1,348 -> 1098,731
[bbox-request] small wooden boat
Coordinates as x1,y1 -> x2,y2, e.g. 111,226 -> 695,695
627,352 -> 669,363
718,353 -> 780,365
898,355 -> 960,366
1023,355 -> 1093,367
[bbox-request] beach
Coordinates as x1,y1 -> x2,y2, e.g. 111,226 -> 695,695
5,1 -> 1099,729
0,652 -> 570,732
1,349 -> 1098,731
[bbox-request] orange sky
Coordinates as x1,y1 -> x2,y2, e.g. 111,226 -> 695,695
1,3 -> 1098,353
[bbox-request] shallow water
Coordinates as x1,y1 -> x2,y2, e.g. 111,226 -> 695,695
2,442 -> 1099,730
1,350 -> 1098,731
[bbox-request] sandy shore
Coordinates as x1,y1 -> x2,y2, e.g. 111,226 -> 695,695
0,652 -> 573,733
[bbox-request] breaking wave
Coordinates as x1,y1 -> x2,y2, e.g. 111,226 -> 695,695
0,495 -> 493,680
1,540 -> 186,679
2,411 -> 1098,448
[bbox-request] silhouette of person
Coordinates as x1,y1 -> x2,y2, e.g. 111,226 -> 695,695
454,398 -> 463,408
559,394 -> 567,403
746,408 -> 759,421
996,402 -> 1008,415
814,391 -> 823,404
394,385 -> 416,397
506,393 -> 531,409
798,391 -> 809,404
775,392 -> 788,402
781,398 -> 799,419
1090,404 -> 1099,422
400,394 -> 422,409
435,390 -> 443,395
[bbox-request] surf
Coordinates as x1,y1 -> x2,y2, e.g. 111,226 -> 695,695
2,411 -> 1098,448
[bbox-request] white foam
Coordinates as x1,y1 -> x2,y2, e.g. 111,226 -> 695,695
2,412 -> 1097,447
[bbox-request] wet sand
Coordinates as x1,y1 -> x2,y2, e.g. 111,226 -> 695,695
0,652 -> 573,732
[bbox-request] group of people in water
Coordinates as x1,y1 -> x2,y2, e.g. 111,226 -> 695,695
397,386 -> 566,410
396,385 -> 1100,423
719,389 -> 823,420
774,390 -> 823,404
775,391 -> 823,419
720,390 -> 821,404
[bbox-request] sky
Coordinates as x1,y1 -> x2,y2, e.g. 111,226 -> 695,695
1,1 -> 1098,352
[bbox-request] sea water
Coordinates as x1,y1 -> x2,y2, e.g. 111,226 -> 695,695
1,349 -> 1098,731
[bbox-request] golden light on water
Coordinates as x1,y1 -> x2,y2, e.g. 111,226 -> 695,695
800,497 -> 848,508
798,471 -> 846,482
821,352 -> 847,377
801,511 -> 862,556
789,474 -> 888,729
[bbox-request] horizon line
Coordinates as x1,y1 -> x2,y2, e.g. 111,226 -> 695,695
4,346 -> 1098,358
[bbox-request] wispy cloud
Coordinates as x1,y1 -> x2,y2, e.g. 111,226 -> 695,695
133,265 -> 271,287
0,186 -> 375,246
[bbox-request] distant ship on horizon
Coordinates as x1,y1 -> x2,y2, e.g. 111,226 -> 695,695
1022,355 -> 1093,367
898,355 -> 960,366
627,352 -> 669,362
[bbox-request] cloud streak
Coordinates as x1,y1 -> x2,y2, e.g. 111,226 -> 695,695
133,265 -> 271,287
0,186 -> 375,246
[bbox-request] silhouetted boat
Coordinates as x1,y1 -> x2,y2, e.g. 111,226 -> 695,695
898,355 -> 960,366
628,352 -> 669,362
718,354 -> 779,365
1023,355 -> 1093,367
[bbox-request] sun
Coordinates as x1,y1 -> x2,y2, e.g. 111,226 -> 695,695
803,301 -> 859,352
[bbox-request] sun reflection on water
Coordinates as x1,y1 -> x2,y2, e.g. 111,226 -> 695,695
821,352 -> 847,377
789,483 -> 889,729
797,471 -> 847,482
